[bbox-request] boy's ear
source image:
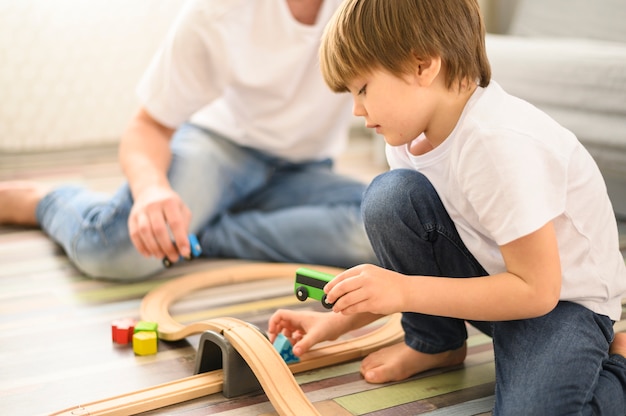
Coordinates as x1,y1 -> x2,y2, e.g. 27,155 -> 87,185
415,56 -> 442,87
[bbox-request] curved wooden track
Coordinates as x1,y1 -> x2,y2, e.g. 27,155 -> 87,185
50,263 -> 403,416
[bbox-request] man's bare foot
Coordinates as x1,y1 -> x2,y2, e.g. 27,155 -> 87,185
360,341 -> 467,384
0,181 -> 47,226
610,333 -> 626,358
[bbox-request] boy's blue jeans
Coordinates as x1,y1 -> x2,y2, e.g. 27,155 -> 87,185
362,169 -> 626,415
35,123 -> 376,280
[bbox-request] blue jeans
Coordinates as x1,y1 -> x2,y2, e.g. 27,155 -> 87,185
362,169 -> 626,415
36,124 -> 376,280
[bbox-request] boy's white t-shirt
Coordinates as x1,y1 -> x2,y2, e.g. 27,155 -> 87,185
387,81 -> 626,320
136,0 -> 351,162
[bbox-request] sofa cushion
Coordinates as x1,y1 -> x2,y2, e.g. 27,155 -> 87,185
487,34 -> 626,126
509,0 -> 626,43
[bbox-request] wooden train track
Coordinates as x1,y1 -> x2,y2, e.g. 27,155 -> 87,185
50,263 -> 403,416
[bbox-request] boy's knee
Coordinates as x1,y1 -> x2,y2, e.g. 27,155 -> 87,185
363,170 -> 433,222
365,169 -> 431,202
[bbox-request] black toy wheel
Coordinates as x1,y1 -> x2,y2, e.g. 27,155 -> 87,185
321,294 -> 334,309
162,258 -> 173,268
295,286 -> 308,301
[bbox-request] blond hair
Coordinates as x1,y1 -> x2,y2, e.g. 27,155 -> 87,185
320,0 -> 491,92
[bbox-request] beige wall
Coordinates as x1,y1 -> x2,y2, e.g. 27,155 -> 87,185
0,0 -> 183,152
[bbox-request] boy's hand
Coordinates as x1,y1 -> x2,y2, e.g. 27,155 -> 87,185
325,264 -> 407,316
268,309 -> 341,357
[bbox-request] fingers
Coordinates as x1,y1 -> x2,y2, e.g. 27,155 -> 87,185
164,201 -> 192,259
324,267 -> 362,306
267,309 -> 323,356
267,309 -> 294,340
332,288 -> 369,315
129,192 -> 191,262
268,310 -> 301,337
324,264 -> 366,297
292,333 -> 317,356
324,264 -> 392,315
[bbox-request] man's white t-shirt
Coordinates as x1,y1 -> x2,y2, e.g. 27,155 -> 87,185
137,0 -> 351,162
387,81 -> 626,320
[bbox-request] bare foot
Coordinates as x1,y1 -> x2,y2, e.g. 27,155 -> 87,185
360,341 -> 467,384
610,333 -> 626,358
0,181 -> 47,226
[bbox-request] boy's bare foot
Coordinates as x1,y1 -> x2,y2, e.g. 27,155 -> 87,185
360,341 -> 467,384
610,333 -> 626,358
0,181 -> 47,226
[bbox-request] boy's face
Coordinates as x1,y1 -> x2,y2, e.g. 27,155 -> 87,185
347,67 -> 437,148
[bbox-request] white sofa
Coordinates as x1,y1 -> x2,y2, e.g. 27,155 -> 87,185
484,0 -> 626,218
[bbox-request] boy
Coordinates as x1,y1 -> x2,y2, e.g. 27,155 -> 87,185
268,0 -> 626,413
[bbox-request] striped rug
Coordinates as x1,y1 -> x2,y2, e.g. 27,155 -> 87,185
1,142 -> 624,416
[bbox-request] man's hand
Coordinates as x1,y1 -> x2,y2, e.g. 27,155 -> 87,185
128,185 -> 192,264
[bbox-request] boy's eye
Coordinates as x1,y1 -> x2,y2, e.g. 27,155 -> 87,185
358,85 -> 367,95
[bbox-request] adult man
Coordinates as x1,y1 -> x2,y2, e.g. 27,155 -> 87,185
0,0 -> 376,279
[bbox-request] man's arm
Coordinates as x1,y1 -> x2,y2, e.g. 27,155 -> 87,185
119,107 -> 192,263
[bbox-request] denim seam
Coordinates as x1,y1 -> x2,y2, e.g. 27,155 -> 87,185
404,330 -> 466,354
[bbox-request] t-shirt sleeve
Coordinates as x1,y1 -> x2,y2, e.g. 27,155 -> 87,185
457,129 -> 568,245
136,0 -> 228,128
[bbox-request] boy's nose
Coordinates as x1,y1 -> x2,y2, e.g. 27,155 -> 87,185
352,101 -> 366,117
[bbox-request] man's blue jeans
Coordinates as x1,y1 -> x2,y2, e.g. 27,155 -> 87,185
362,169 -> 626,415
36,124 -> 376,280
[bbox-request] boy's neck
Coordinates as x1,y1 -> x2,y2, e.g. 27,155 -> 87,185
418,82 -> 478,154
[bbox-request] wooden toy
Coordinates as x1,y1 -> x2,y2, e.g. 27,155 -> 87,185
111,318 -> 136,345
49,263 -> 404,416
162,234 -> 202,268
273,333 -> 300,364
132,320 -> 159,355
134,320 -> 158,334
133,331 -> 158,356
294,267 -> 336,309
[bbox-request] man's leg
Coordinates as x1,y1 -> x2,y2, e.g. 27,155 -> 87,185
35,124 -> 270,279
198,158 -> 377,268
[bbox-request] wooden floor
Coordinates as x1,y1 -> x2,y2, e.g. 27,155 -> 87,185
0,136 -> 624,416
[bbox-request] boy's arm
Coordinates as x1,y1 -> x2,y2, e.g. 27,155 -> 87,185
119,107 -> 192,263
327,221 -> 562,321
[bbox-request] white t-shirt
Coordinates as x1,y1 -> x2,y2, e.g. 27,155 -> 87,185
136,0 -> 351,162
387,81 -> 626,320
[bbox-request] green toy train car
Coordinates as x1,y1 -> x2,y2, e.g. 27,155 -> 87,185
294,267 -> 336,309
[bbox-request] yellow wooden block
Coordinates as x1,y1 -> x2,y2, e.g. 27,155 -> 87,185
133,331 -> 158,356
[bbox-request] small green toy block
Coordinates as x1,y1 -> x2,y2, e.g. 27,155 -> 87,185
134,321 -> 158,334
273,333 -> 300,364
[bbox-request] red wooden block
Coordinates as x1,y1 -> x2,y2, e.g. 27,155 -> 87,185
111,318 -> 136,344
